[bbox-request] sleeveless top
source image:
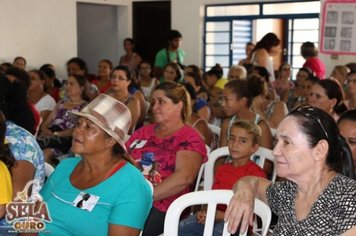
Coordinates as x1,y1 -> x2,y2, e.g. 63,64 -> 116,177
251,49 -> 275,82
140,78 -> 157,99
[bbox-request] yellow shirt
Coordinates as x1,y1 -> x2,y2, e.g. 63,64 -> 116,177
214,78 -> 229,89
0,161 -> 12,204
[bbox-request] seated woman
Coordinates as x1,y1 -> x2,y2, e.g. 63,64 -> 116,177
126,82 -> 207,236
39,94 -> 152,236
308,79 -> 346,120
162,62 -> 181,83
272,63 -> 294,102
28,69 -> 56,124
92,59 -> 113,94
345,70 -> 356,110
338,109 -> 356,176
250,74 -> 288,129
225,105 -> 356,235
0,76 -> 45,195
184,71 -> 208,101
287,67 -> 312,110
37,75 -> 88,165
137,61 -> 158,100
107,65 -> 140,134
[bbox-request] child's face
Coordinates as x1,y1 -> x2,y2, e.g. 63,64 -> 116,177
228,126 -> 258,160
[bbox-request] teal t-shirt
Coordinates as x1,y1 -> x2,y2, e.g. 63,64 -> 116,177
154,48 -> 185,69
39,158 -> 152,236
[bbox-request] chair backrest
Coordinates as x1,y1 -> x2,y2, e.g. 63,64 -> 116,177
250,147 -> 277,182
208,123 -> 221,148
163,190 -> 272,236
44,162 -> 54,177
203,146 -> 229,190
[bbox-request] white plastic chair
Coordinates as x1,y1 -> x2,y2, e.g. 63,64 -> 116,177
163,190 -> 272,236
250,147 -> 277,183
208,123 -> 221,148
44,162 -> 54,177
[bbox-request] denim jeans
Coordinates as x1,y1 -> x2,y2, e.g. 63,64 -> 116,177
178,214 -> 224,236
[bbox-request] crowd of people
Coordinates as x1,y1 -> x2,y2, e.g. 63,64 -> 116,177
0,29 -> 356,235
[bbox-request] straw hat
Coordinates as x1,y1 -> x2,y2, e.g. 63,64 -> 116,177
70,94 -> 132,151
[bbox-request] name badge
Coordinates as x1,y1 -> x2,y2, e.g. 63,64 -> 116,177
72,192 -> 100,212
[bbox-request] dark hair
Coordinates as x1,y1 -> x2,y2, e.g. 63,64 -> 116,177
186,71 -> 203,87
113,65 -> 132,81
0,111 -> 16,171
338,109 -> 356,124
305,75 -> 320,84
183,82 -> 197,101
246,42 -> 255,47
99,59 -> 113,70
70,74 -> 90,101
298,67 -> 313,79
0,77 -> 36,134
317,79 -> 344,112
251,66 -> 270,82
153,82 -> 192,123
253,33 -> 280,52
112,143 -> 136,166
13,56 -> 26,65
29,69 -> 45,81
301,41 -> 318,58
225,78 -> 260,107
40,66 -> 56,79
67,57 -> 88,76
247,74 -> 266,97
205,64 -> 223,79
4,66 -> 31,89
124,38 -> 135,45
289,105 -> 354,178
345,63 -> 356,72
167,30 -> 182,41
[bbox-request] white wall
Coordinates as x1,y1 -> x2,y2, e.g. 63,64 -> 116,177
0,0 -> 354,78
171,0 -> 356,75
0,0 -> 130,78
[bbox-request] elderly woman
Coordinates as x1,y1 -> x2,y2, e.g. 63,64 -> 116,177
225,105 -> 356,235
39,94 -> 152,236
126,82 -> 207,236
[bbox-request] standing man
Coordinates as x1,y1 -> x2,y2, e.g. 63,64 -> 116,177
154,30 -> 185,80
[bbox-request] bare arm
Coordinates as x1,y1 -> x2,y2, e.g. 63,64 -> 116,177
108,224 -> 140,236
127,97 -> 141,134
153,150 -> 203,201
224,176 -> 272,234
341,227 -> 356,236
11,160 -> 36,198
253,49 -> 269,68
219,118 -> 229,147
268,101 -> 288,129
39,105 -> 58,136
0,204 -> 5,218
258,120 -> 273,149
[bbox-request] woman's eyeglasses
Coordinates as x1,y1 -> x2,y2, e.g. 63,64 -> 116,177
295,105 -> 329,139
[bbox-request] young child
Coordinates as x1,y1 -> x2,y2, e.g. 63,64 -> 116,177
179,120 -> 266,236
0,111 -> 15,218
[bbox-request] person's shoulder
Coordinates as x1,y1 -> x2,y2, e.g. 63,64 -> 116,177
335,174 -> 356,192
246,161 -> 267,178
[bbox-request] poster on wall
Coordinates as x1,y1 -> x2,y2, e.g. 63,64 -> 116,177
320,0 -> 356,55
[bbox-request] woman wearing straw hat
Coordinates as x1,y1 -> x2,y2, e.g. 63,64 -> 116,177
39,94 -> 152,236
126,82 -> 207,236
